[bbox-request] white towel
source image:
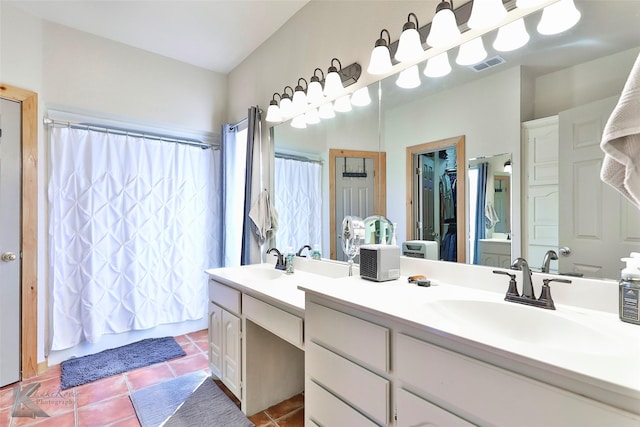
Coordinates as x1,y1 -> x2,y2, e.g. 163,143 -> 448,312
249,189 -> 279,241
600,52 -> 640,210
485,201 -> 500,229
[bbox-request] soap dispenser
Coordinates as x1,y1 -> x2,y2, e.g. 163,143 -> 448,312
619,255 -> 640,325
285,246 -> 295,274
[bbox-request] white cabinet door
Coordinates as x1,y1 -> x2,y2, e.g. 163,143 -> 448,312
396,388 -> 474,427
222,309 -> 241,398
208,301 -> 223,378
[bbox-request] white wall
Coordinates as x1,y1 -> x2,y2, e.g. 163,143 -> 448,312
1,3 -> 227,364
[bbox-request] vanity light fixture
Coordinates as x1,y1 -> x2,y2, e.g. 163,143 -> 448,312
305,108 -> 321,125
504,159 -> 512,174
265,92 -> 282,123
307,68 -> 325,105
395,13 -> 424,63
324,58 -> 345,97
279,86 -> 295,120
367,29 -> 393,75
292,78 -> 309,115
468,0 -> 508,30
426,0 -> 461,49
318,102 -> 336,119
456,36 -> 488,66
396,64 -> 421,89
333,94 -> 353,113
537,0 -> 581,35
351,87 -> 372,107
424,51 -> 452,78
493,17 -> 530,52
290,114 -> 307,129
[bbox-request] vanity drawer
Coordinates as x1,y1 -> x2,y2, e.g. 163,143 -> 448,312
306,301 -> 389,373
306,380 -> 378,427
396,388 -> 474,427
395,333 -> 640,426
209,280 -> 241,315
307,341 -> 389,425
242,294 -> 303,349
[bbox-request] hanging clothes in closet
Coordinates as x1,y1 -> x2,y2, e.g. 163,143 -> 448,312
440,169 -> 457,262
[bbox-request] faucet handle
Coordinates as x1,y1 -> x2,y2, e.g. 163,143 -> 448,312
493,270 -> 519,298
538,278 -> 572,310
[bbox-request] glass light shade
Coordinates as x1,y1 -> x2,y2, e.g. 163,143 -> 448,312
367,45 -> 393,75
426,8 -> 461,48
396,65 -> 421,89
351,87 -> 371,107
516,0 -> 546,8
306,80 -> 324,105
334,95 -> 352,113
290,114 -> 307,129
279,97 -> 294,120
504,160 -> 512,174
493,18 -> 530,52
305,108 -> 321,125
291,89 -> 307,115
537,0 -> 581,35
318,102 -> 335,119
468,0 -> 507,30
456,36 -> 488,66
323,71 -> 344,97
423,51 -> 452,78
265,104 -> 282,122
395,28 -> 424,63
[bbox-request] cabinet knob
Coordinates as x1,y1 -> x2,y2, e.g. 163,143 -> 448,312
1,252 -> 17,262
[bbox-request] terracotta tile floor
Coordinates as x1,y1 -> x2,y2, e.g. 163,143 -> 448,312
0,330 -> 304,427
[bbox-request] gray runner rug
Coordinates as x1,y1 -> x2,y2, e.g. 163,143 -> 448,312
130,371 -> 254,427
60,336 -> 186,389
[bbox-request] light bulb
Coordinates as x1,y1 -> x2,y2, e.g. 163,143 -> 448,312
537,0 -> 581,35
290,114 -> 307,129
305,108 -> 321,125
368,45 -> 393,75
334,95 -> 352,113
468,0 -> 507,30
456,36 -> 488,66
351,87 -> 371,107
306,80 -> 324,105
424,51 -> 452,78
494,18 -> 530,52
279,97 -> 293,120
396,65 -> 421,89
323,70 -> 344,97
265,103 -> 282,123
291,89 -> 307,115
395,14 -> 424,63
318,102 -> 335,119
427,2 -> 461,48
516,0 -> 547,8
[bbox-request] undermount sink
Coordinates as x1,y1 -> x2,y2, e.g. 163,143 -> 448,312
427,299 -> 624,355
237,264 -> 286,281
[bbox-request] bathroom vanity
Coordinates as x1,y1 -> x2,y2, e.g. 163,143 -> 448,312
208,257 -> 640,425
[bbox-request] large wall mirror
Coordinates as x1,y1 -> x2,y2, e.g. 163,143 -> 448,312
271,0 -> 640,280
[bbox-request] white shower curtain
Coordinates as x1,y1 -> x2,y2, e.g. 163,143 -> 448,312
274,157 -> 322,252
48,127 -> 221,351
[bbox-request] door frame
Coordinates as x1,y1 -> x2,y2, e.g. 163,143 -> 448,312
1,83 -> 39,379
329,149 -> 386,260
406,136 -> 466,263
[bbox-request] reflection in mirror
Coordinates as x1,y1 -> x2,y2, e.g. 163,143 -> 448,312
364,215 -> 394,245
272,1 -> 640,280
469,153 -> 512,268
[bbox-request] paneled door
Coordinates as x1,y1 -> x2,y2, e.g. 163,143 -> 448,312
559,96 -> 640,278
0,98 -> 22,387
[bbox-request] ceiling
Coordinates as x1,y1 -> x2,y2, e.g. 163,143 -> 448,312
6,0 -> 310,74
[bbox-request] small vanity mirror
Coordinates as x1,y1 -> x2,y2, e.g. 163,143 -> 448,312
364,215 -> 394,245
469,153 -> 512,268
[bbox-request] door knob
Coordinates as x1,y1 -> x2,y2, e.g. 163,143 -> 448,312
559,247 -> 571,257
1,252 -> 17,262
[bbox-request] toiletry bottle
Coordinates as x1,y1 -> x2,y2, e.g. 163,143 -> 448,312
619,256 -> 640,325
285,246 -> 295,274
311,244 -> 322,260
391,222 -> 398,246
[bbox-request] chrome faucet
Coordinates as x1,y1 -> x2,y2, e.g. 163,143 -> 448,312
296,244 -> 312,257
266,247 -> 286,270
493,257 -> 572,310
541,250 -> 558,273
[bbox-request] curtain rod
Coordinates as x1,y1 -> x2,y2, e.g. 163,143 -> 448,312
43,117 -> 217,150
275,152 -> 323,164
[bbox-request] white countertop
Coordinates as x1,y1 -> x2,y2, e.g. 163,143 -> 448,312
298,275 -> 640,407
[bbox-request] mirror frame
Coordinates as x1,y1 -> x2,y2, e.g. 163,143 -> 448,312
406,135 -> 466,262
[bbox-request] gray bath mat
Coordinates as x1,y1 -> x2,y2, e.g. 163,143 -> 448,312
60,336 -> 186,389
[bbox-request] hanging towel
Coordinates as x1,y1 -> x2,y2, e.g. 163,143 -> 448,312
600,52 -> 640,210
249,189 -> 279,241
485,201 -> 500,229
